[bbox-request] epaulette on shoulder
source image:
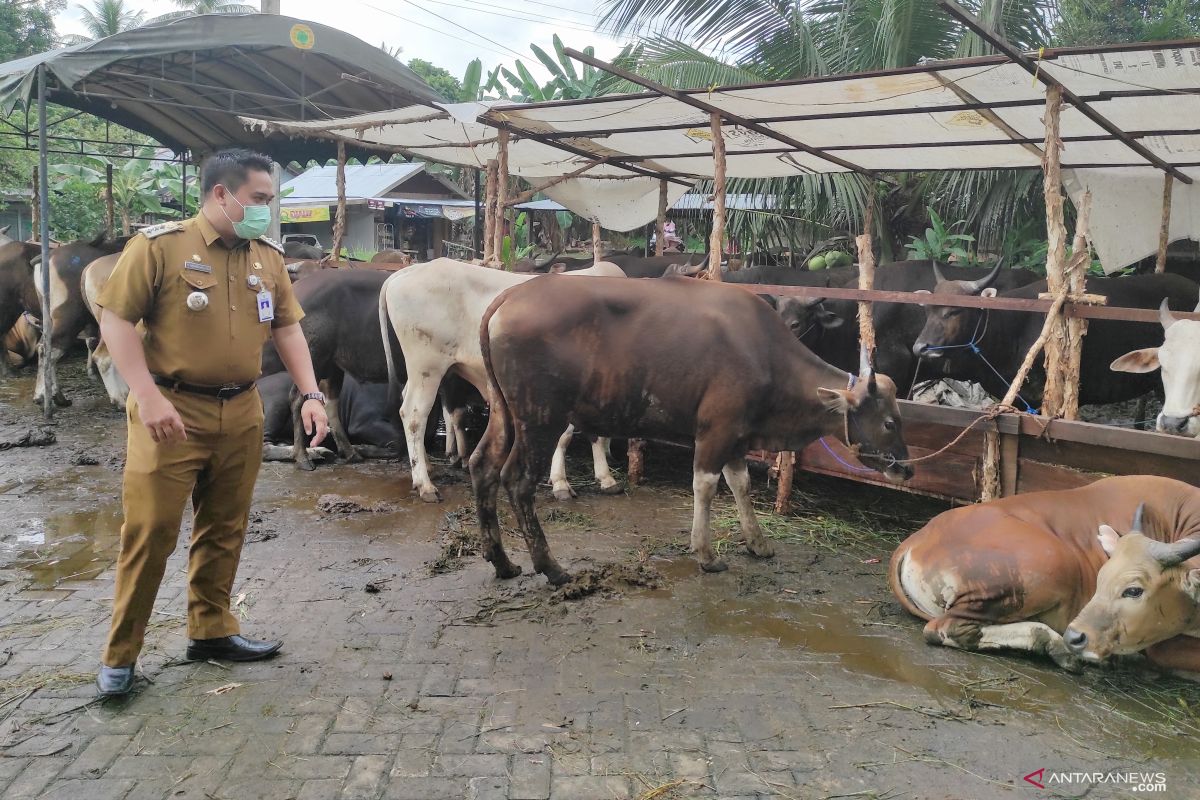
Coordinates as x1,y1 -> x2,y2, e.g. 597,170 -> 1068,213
141,221 -> 185,239
257,235 -> 285,254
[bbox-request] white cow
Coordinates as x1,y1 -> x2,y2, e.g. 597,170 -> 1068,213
1111,291 -> 1200,437
379,258 -> 626,503
81,254 -> 130,408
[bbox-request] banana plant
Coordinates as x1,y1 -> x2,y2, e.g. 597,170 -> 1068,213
50,147 -> 169,234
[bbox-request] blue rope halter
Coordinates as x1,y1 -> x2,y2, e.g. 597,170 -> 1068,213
919,309 -> 1039,415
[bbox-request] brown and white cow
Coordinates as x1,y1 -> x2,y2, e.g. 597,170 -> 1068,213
891,476 -> 1200,671
1065,505 -> 1200,673
3,313 -> 41,368
1111,292 -> 1200,437
0,240 -> 43,377
378,258 -> 627,503
472,275 -> 912,584
80,253 -> 129,407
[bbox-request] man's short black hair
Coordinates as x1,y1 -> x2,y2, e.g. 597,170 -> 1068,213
200,148 -> 274,195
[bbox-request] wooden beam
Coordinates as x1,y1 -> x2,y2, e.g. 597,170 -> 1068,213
483,159 -> 497,264
708,112 -> 726,281
592,221 -> 602,264
1062,191 -> 1093,420
1156,173 -> 1174,273
855,190 -> 877,363
1040,85 -> 1068,419
627,438 -> 646,487
773,451 -> 795,514
938,0 -> 1193,185
494,130 -> 509,267
655,179 -> 667,257
562,47 -> 882,179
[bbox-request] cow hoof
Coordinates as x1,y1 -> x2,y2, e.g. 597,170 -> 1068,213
343,451 -> 365,465
552,487 -> 575,502
747,542 -> 776,559
700,559 -> 729,573
296,459 -> 317,472
418,488 -> 442,503
544,570 -> 572,587
599,482 -> 624,496
494,563 -> 523,580
54,393 -> 71,408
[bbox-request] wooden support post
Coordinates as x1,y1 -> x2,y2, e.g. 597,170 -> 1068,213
104,163 -> 115,236
30,167 -> 39,238
1040,85 -> 1068,419
855,189 -> 877,364
483,159 -> 497,265
330,141 -> 347,265
1061,191 -> 1092,420
1155,173 -> 1174,274
626,439 -> 645,488
494,129 -> 510,268
773,451 -> 795,515
707,112 -> 726,281
655,179 -> 667,257
592,221 -> 602,264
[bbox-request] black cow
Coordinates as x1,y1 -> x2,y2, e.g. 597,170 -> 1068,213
913,267 -> 1200,407
283,241 -> 323,261
259,370 -> 399,461
260,269 -> 397,470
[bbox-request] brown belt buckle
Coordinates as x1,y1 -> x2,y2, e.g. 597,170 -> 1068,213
216,383 -> 244,400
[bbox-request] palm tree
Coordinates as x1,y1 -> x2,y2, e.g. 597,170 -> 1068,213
597,0 -> 1055,257
66,0 -> 145,43
146,0 -> 257,24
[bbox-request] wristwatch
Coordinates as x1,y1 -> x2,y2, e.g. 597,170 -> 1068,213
302,391 -> 326,404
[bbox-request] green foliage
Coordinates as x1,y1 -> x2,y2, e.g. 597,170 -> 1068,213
68,0 -> 145,43
0,0 -> 61,63
50,147 -> 170,234
146,0 -> 256,24
1055,0 -> 1200,46
47,179 -> 105,241
502,212 -> 535,268
905,208 -> 976,262
408,58 -> 462,102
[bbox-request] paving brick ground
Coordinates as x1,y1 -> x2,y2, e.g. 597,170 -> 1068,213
1,365 -> 1198,800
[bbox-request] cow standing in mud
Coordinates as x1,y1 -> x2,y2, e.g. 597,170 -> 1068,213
473,275 -> 913,584
1111,292 -> 1200,437
891,476 -> 1200,672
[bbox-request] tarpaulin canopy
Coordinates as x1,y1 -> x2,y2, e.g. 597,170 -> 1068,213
0,13 -> 443,162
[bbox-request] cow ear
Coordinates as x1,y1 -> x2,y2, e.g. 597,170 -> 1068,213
757,294 -> 779,309
818,309 -> 844,329
980,288 -> 998,299
1110,348 -> 1160,374
1097,524 -> 1121,557
1183,569 -> 1200,603
817,387 -> 855,413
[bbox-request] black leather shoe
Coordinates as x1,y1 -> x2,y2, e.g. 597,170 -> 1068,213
186,635 -> 282,662
96,665 -> 135,697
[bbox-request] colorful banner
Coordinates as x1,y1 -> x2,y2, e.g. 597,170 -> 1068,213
280,205 -> 330,223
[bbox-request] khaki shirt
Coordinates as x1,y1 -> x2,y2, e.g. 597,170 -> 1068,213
98,213 -> 304,386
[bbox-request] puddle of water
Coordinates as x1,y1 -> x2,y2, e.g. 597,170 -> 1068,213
3,503 -> 123,588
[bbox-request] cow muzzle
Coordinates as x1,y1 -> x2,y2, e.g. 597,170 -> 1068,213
1064,627 -> 1087,654
1157,413 -> 1198,436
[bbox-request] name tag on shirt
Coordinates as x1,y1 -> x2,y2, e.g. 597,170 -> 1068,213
257,290 -> 274,322
184,261 -> 213,273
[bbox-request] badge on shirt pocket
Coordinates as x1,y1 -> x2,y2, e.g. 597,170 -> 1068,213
256,290 -> 274,322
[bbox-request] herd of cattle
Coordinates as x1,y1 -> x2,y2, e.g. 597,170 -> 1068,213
1,225 -> 1198,675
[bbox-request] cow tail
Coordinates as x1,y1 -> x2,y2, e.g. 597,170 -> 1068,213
888,543 -> 930,621
378,274 -> 403,414
478,288 -> 516,462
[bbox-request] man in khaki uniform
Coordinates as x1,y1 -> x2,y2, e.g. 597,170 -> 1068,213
96,149 -> 329,697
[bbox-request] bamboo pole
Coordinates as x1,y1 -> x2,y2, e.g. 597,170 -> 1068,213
483,159 -> 497,265
494,129 -> 510,267
707,112 -> 726,281
1061,191 -> 1093,420
1040,85 -> 1068,418
30,167 -> 39,239
104,163 -> 114,236
330,141 -> 347,265
592,221 -> 602,264
655,179 -> 668,257
773,451 -> 795,515
855,189 -> 877,364
1155,173 -> 1174,274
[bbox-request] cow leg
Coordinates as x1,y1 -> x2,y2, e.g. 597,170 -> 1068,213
33,346 -> 70,407
400,368 -> 444,502
469,404 -> 520,579
504,426 -> 569,585
1145,635 -> 1200,676
549,425 -> 577,502
924,616 -> 1082,672
445,404 -> 469,467
289,386 -> 316,471
441,396 -> 459,462
689,467 -> 725,574
592,437 -> 621,495
324,373 -> 362,464
722,458 -> 774,558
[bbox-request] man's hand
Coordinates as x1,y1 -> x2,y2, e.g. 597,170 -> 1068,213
137,391 -> 187,444
302,398 -> 329,446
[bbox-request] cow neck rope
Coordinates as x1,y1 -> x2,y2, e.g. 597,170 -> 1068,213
917,309 -> 1038,415
820,373 -> 879,474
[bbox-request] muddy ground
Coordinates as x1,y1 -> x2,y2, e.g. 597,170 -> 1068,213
1,357 -> 1199,800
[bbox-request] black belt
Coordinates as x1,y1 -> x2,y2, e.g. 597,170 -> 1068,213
153,375 -> 255,400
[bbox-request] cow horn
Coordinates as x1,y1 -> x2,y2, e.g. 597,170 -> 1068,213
867,370 -> 878,396
801,297 -> 824,309
931,261 -> 948,285
1131,502 -> 1145,534
1159,299 -> 1177,332
1195,288 -> 1200,314
1147,536 -> 1200,568
858,344 -> 872,378
960,262 -> 1003,295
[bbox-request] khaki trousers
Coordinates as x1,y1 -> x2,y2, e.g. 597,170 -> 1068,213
103,387 -> 264,667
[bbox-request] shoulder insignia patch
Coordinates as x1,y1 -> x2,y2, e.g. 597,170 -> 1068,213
257,236 -> 285,254
141,221 -> 185,239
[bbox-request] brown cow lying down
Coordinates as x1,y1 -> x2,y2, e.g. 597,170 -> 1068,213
473,275 -> 913,584
890,476 -> 1200,672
